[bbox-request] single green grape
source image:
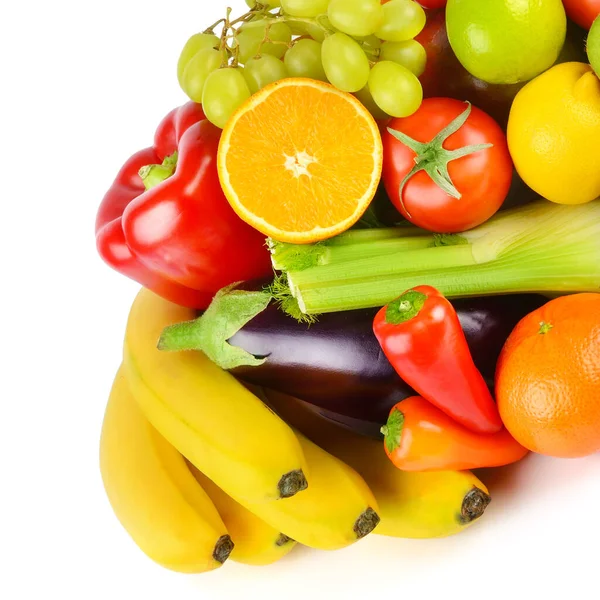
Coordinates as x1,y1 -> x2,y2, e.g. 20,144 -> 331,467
375,0 -> 426,42
284,39 -> 327,81
321,32 -> 370,92
202,68 -> 252,129
177,33 -> 220,87
281,0 -> 330,18
181,49 -> 224,103
243,55 -> 289,94
327,0 -> 384,38
354,85 -> 390,121
236,20 -> 292,63
246,0 -> 282,7
368,60 -> 423,117
380,40 -> 427,76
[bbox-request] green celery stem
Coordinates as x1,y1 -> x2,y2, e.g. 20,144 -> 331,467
278,201 -> 600,317
294,256 -> 599,315
327,237 -> 435,264
324,227 -> 432,247
288,245 -> 478,291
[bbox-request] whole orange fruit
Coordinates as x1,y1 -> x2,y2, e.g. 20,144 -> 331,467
496,294 -> 600,458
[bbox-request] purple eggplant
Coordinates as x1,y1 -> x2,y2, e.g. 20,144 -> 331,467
229,294 -> 547,432
159,286 -> 547,438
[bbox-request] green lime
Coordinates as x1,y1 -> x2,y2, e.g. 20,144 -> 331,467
588,15 -> 600,78
446,0 -> 567,85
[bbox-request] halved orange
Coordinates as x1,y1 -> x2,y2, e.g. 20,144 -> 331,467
217,78 -> 383,244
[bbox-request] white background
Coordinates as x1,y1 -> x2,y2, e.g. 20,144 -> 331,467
2,1 -> 600,599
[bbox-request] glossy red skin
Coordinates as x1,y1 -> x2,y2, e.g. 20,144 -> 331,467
382,98 -> 513,233
373,285 -> 503,434
562,0 -> 600,29
95,102 -> 272,309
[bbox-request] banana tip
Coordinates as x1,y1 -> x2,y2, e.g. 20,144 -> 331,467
354,507 -> 381,539
278,469 -> 308,499
460,487 -> 492,524
275,533 -> 294,547
213,535 -> 235,564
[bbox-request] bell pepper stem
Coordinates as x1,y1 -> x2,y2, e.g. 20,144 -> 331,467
139,151 -> 179,191
382,408 -> 405,454
385,290 -> 428,324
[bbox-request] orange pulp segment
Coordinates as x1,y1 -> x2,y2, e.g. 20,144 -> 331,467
217,78 -> 383,244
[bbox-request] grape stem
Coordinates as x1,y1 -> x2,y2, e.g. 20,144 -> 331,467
205,4 -> 334,68
203,18 -> 226,35
251,14 -> 333,58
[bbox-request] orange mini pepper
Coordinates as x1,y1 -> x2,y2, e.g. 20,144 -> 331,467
381,396 -> 529,472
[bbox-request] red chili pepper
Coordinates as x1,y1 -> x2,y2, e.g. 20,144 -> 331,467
373,285 -> 503,434
95,102 -> 272,309
381,396 -> 528,471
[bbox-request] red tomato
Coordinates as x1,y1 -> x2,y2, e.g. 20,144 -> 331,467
562,0 -> 600,30
382,98 -> 513,233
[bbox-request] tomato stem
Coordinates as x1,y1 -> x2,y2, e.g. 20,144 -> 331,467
387,102 -> 493,216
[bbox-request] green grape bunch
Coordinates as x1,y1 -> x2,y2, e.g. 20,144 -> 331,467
177,0 -> 429,129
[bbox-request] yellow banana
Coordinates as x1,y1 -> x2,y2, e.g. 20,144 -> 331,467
189,464 -> 297,566
240,430 -> 380,551
265,390 -> 491,539
122,289 -> 308,504
100,367 -> 233,573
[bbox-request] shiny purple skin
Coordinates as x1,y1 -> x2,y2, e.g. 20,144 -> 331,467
230,294 -> 548,438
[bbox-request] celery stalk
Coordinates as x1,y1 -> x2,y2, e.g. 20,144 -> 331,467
273,200 -> 600,316
269,228 -> 435,271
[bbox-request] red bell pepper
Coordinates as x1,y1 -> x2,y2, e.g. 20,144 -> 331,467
95,102 -> 272,309
382,396 -> 528,471
373,285 -> 503,434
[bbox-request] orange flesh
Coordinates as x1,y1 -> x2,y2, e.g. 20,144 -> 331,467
218,79 -> 383,243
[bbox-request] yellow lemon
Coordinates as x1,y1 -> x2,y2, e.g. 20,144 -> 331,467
507,62 -> 600,205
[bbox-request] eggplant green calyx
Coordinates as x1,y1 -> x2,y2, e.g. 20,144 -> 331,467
387,102 -> 492,215
381,408 -> 405,454
157,283 -> 272,370
139,151 -> 179,191
385,290 -> 427,325
588,15 -> 600,79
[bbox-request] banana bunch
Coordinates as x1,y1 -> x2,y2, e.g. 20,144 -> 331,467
99,289 -> 492,574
